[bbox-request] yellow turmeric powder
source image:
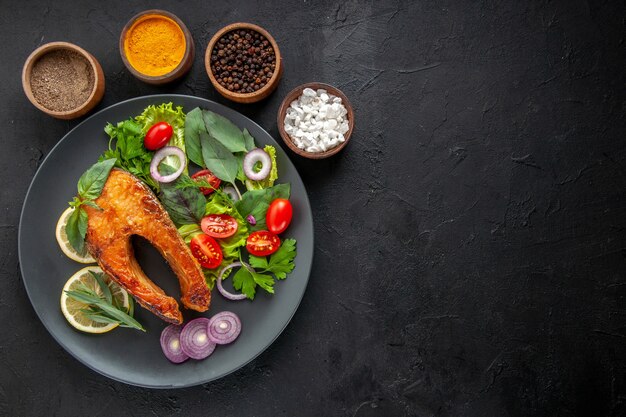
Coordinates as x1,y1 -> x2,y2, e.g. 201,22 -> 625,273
124,15 -> 186,76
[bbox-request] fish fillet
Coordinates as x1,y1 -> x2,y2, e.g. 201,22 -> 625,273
84,169 -> 210,324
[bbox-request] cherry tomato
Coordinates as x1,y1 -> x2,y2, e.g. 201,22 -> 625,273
266,198 -> 293,235
246,231 -> 281,257
191,169 -> 221,195
201,214 -> 238,238
144,122 -> 173,150
190,234 -> 223,269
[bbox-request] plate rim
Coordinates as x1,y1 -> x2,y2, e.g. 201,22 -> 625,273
18,94 -> 314,388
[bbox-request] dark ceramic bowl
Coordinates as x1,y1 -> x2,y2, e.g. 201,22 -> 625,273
277,82 -> 354,159
120,10 -> 194,85
22,42 -> 105,120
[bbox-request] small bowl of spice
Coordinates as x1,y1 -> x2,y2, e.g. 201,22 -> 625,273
278,83 -> 354,159
205,23 -> 283,103
120,10 -> 194,84
22,42 -> 105,120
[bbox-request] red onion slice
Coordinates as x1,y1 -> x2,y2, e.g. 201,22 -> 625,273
208,311 -> 242,345
150,146 -> 187,183
246,215 -> 256,225
243,148 -> 272,181
217,262 -> 249,301
222,185 -> 240,202
160,325 -> 189,364
179,318 -> 216,360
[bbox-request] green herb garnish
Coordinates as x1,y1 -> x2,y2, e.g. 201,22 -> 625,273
249,239 -> 297,280
65,271 -> 144,331
66,158 -> 116,253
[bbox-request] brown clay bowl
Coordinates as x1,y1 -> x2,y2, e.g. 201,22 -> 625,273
277,82 -> 354,159
22,42 -> 105,120
120,10 -> 194,85
205,22 -> 283,103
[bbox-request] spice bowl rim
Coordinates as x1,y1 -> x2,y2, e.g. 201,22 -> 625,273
205,22 -> 283,104
119,9 -> 195,85
22,41 -> 105,120
277,82 -> 354,159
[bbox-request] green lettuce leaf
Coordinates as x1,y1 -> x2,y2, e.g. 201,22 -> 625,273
101,119 -> 158,190
135,102 -> 186,151
245,145 -> 279,190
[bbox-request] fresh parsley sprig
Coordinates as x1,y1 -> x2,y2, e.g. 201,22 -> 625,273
66,158 -> 117,253
249,239 -> 297,279
65,271 -> 144,332
233,239 -> 298,300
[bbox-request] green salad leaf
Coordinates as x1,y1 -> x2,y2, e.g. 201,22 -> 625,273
201,131 -> 239,183
135,102 -> 186,152
232,265 -> 274,300
202,110 -> 247,153
101,119 -> 157,190
243,128 -> 256,151
159,171 -> 207,226
235,183 -> 290,231
184,107 -> 206,167
245,145 -> 279,190
249,239 -> 297,279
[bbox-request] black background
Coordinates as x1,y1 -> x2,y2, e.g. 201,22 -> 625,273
1,1 -> 625,416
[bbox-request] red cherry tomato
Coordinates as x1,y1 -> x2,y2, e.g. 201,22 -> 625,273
266,198 -> 293,235
190,234 -> 223,269
246,231 -> 281,257
144,122 -> 173,150
201,214 -> 238,238
191,169 -> 221,195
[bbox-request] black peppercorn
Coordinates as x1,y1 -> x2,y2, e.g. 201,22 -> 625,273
211,28 -> 277,94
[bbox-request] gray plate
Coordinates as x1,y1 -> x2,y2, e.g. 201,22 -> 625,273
18,95 -> 313,388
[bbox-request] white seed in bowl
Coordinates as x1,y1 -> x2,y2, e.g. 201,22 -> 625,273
284,88 -> 349,153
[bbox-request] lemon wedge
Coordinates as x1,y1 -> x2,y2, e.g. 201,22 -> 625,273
55,207 -> 95,264
60,266 -> 130,334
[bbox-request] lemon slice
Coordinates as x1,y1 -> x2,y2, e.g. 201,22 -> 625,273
60,266 -> 130,334
55,207 -> 95,263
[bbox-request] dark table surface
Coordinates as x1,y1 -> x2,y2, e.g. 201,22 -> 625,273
2,1 -> 625,416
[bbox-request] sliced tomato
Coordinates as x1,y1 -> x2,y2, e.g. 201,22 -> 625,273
190,234 -> 223,269
191,169 -> 221,195
266,198 -> 293,235
144,122 -> 173,150
201,214 -> 238,238
246,230 -> 281,257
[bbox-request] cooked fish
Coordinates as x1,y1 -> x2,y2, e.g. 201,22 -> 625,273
84,169 -> 210,324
